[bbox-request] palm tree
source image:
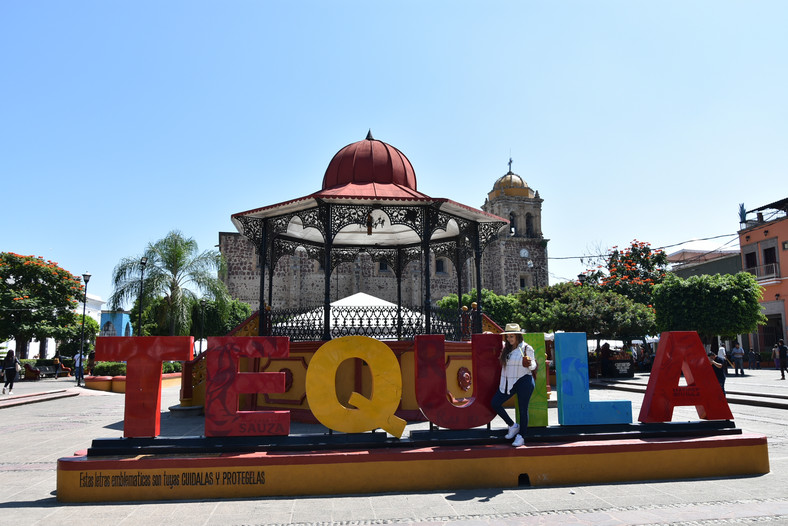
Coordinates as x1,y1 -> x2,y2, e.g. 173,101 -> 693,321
109,230 -> 229,336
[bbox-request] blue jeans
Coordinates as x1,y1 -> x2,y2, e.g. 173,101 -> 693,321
491,375 -> 535,428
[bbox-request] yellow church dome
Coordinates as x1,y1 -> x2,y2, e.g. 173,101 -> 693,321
488,169 -> 535,201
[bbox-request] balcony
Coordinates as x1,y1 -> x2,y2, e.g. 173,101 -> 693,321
745,263 -> 780,283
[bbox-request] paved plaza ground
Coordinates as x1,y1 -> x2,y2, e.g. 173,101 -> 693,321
1,368 -> 787,526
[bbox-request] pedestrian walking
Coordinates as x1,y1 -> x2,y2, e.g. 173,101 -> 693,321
778,339 -> 788,381
490,323 -> 537,447
2,349 -> 22,395
708,350 -> 726,394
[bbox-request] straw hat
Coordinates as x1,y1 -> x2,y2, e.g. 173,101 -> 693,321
501,323 -> 524,334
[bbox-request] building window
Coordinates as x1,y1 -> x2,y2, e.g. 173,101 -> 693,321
744,251 -> 757,269
379,260 -> 389,272
436,258 -> 447,274
525,213 -> 535,238
101,321 -> 116,337
763,247 -> 777,266
509,212 -> 518,236
519,275 -> 531,290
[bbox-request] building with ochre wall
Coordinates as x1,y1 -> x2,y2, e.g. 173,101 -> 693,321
739,197 -> 788,352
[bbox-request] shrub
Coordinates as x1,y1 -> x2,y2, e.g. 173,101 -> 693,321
90,361 -> 184,376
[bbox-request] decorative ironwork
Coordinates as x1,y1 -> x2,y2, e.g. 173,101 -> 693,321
330,204 -> 376,238
477,221 -> 508,252
380,206 -> 423,239
272,238 -> 324,267
268,306 -> 325,342
366,247 -> 400,275
236,216 -> 266,253
270,208 -> 326,239
330,247 -> 361,272
265,304 -> 478,342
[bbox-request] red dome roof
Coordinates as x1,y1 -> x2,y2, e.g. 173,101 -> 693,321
322,132 -> 417,191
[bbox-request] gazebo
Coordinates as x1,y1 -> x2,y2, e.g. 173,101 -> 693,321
231,131 -> 508,341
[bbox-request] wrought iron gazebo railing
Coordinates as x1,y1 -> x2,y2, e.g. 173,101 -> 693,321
264,305 -> 478,342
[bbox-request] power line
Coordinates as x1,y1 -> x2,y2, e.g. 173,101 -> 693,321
547,233 -> 739,261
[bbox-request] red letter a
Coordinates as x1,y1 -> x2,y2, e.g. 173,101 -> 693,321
639,331 -> 733,423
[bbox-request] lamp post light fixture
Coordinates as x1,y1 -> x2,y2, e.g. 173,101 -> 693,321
577,273 -> 587,286
78,272 -> 91,386
137,256 -> 148,336
199,298 -> 207,354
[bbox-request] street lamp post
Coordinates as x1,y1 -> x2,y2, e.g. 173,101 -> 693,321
199,298 -> 207,354
137,257 -> 148,336
78,272 -> 91,386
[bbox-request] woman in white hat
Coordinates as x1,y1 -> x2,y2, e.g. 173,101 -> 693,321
491,323 -> 537,447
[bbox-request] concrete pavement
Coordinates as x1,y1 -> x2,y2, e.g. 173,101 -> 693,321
1,370 -> 787,526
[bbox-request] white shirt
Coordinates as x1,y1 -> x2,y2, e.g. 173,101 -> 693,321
717,347 -> 727,361
498,341 -> 537,395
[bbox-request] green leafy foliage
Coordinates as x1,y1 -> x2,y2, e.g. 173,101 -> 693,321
517,282 -> 655,339
55,313 -> 100,358
437,289 -> 523,328
91,361 -> 183,376
0,253 -> 85,358
189,298 -> 252,337
110,231 -> 229,336
582,240 -> 667,306
652,272 -> 766,342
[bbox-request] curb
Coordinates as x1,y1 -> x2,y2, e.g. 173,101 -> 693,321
0,389 -> 79,409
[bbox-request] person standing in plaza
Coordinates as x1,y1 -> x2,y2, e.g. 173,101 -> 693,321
772,345 -> 780,371
74,351 -> 84,386
717,344 -> 729,378
731,342 -> 745,376
778,339 -> 788,381
490,323 -> 537,447
2,349 -> 22,395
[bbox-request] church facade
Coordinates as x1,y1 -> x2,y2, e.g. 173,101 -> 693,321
219,143 -> 547,311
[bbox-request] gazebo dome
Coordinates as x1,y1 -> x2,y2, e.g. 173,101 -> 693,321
322,131 -> 418,191
488,170 -> 535,200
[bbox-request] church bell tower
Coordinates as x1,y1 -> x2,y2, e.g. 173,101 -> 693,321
481,160 -> 549,294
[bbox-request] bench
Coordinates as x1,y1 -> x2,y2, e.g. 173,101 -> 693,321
23,363 -> 72,380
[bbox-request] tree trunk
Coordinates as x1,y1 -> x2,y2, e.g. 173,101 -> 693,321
16,337 -> 30,359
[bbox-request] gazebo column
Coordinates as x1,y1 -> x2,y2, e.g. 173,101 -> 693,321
396,249 -> 403,340
472,224 -> 483,334
322,202 -> 333,341
422,208 -> 432,334
257,220 -> 269,336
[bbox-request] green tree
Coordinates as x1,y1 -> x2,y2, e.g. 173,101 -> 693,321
582,239 -> 668,306
437,288 -> 523,328
652,272 -> 766,343
0,253 -> 84,358
56,313 -> 100,358
517,282 -> 655,340
109,231 -> 229,336
189,298 -> 252,337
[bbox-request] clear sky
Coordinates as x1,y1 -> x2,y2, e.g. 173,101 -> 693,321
1,1 -> 786,306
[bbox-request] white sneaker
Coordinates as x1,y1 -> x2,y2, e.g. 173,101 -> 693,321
7,390 -> 12,395
512,434 -> 525,447
505,423 -> 520,439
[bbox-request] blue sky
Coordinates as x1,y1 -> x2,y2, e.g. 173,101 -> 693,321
1,1 -> 786,305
